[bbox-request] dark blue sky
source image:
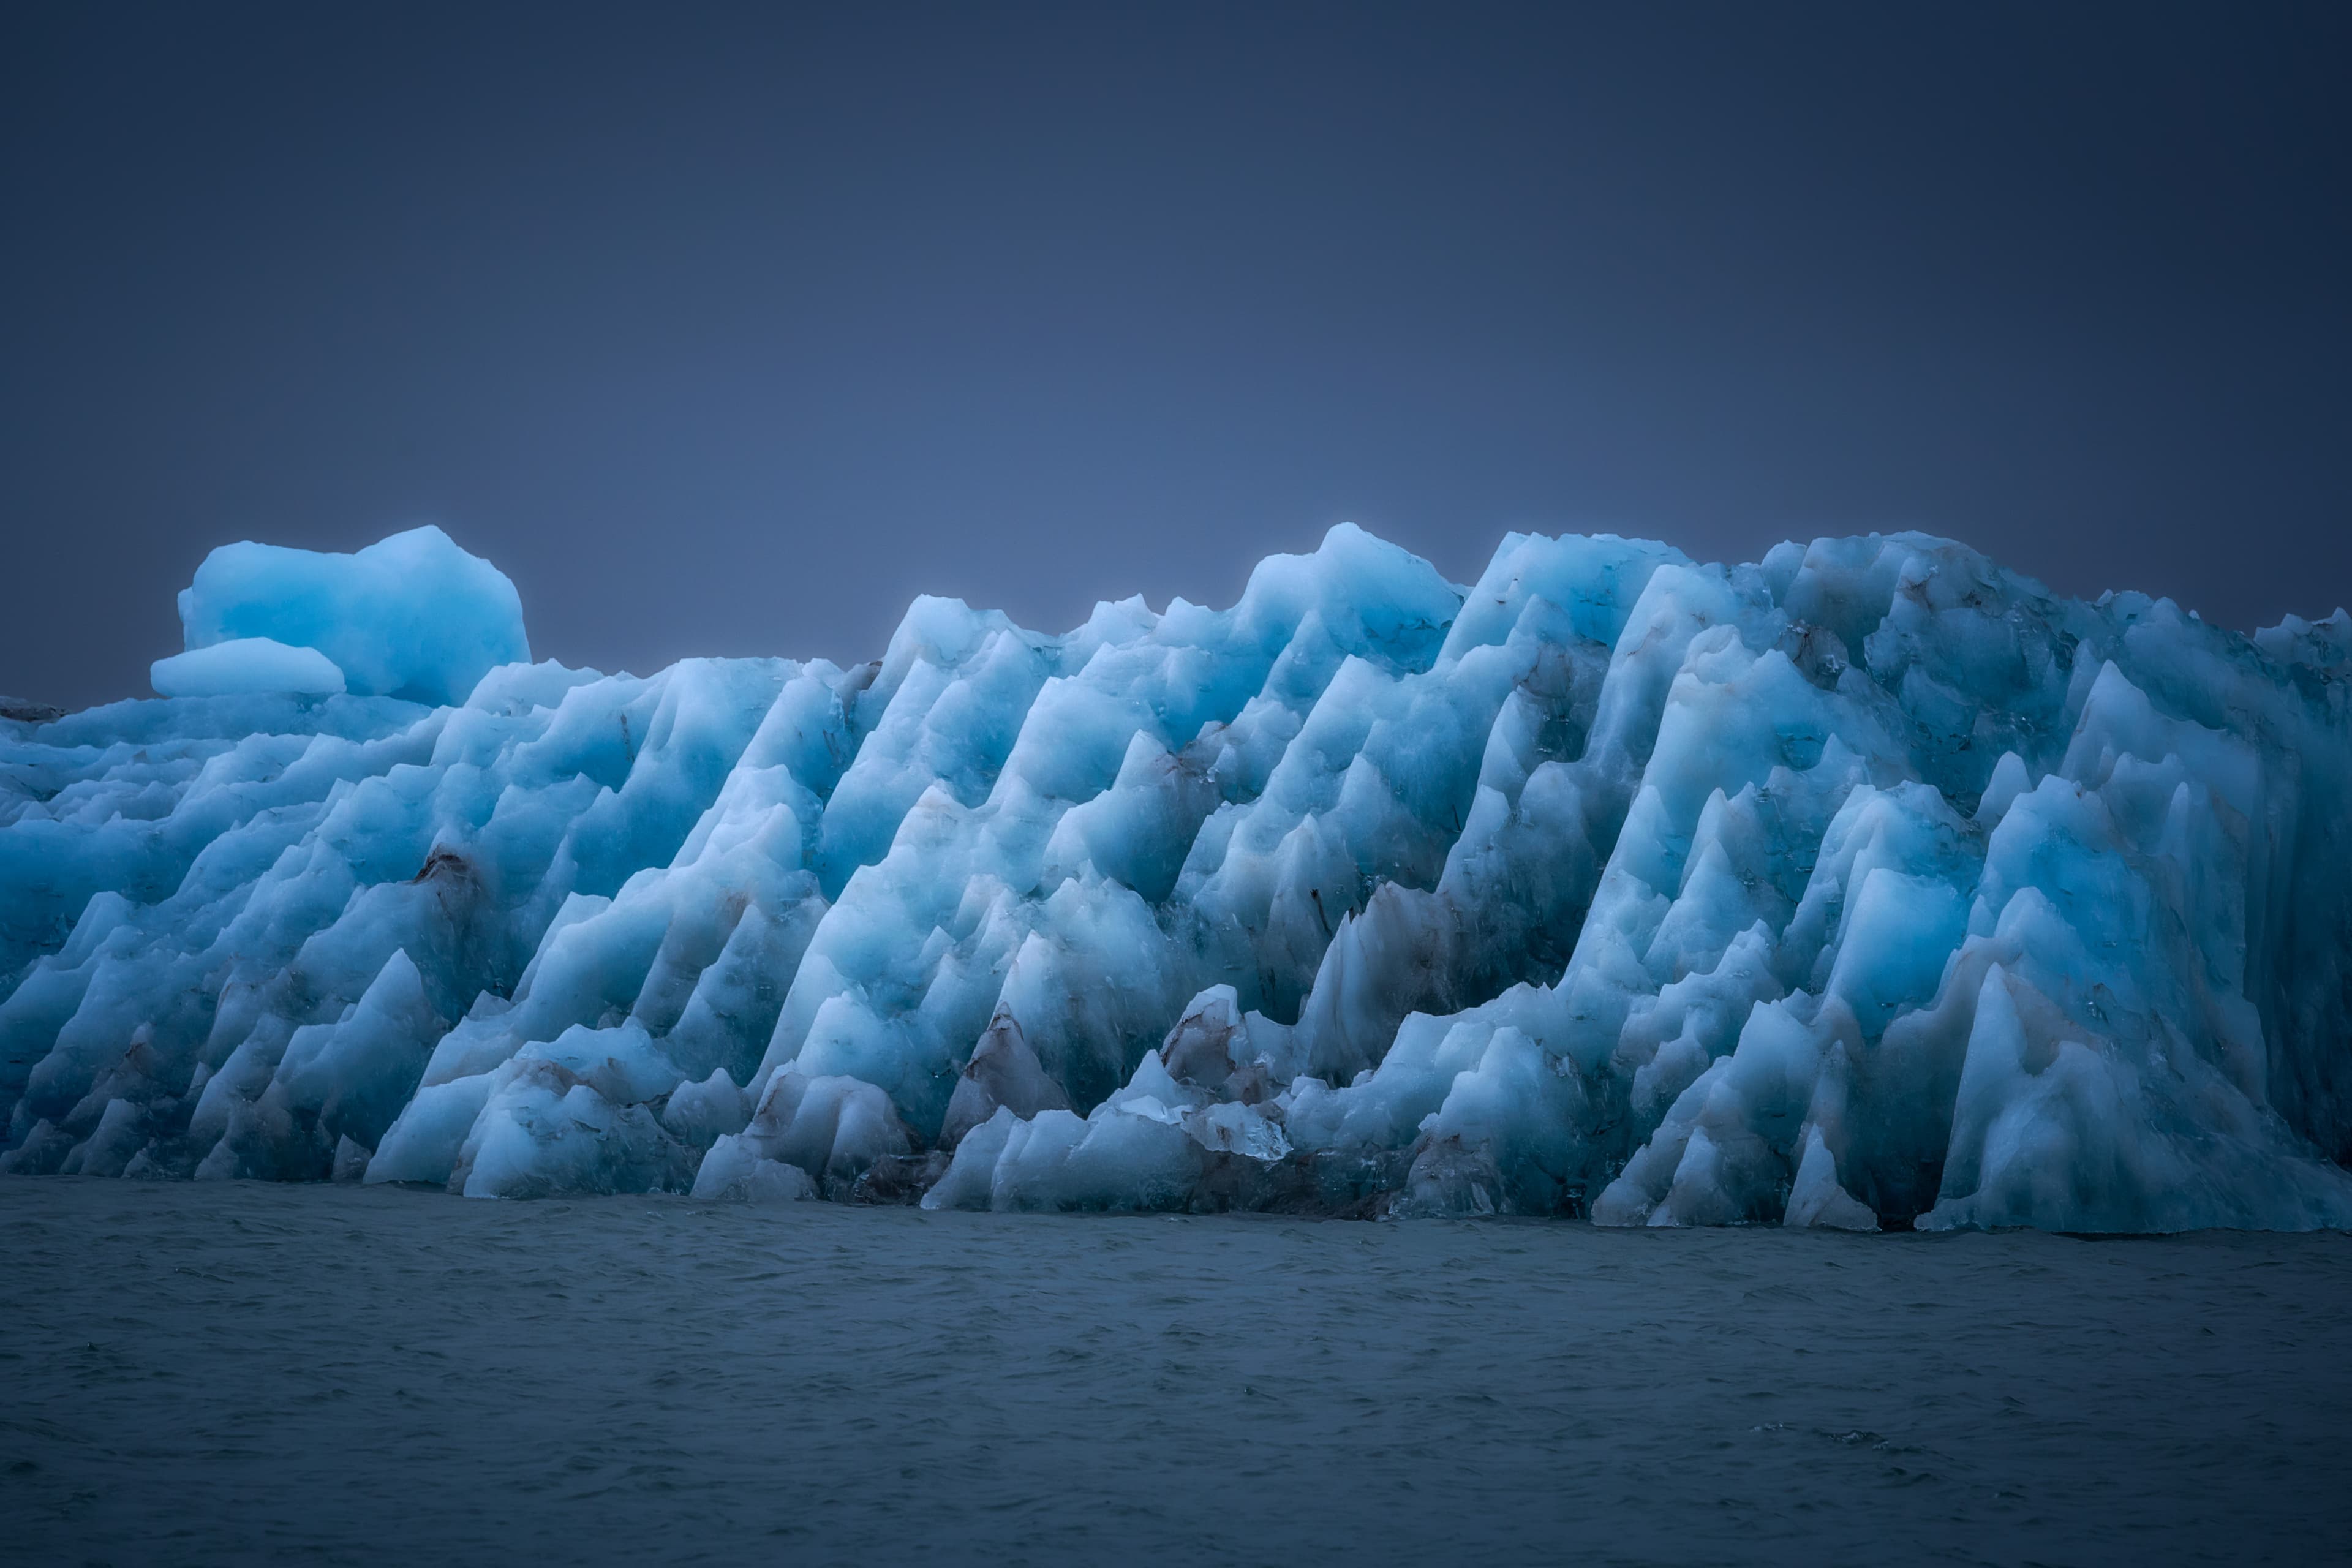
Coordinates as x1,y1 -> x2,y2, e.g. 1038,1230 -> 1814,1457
5,2 -> 2347,707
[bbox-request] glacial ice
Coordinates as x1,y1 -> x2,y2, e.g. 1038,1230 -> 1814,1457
6,522 -> 2351,1232
162,524 -> 529,706
150,638 -> 349,699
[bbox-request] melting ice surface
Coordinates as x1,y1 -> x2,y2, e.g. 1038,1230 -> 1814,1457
4,524 -> 2351,1232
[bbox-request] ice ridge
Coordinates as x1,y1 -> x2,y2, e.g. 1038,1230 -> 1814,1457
4,523 -> 2351,1231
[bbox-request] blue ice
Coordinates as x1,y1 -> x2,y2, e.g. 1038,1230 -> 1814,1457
163,525 -> 527,706
5,522 -> 2351,1232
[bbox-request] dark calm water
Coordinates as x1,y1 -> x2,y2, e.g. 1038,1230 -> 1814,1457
2,1182 -> 2346,1567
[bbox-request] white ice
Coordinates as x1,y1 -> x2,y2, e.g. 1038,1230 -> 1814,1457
6,521 -> 2351,1232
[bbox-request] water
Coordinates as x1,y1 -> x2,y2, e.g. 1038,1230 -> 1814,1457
2,1182 -> 2346,1567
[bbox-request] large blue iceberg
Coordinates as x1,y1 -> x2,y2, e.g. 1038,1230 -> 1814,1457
4,523 -> 2350,1231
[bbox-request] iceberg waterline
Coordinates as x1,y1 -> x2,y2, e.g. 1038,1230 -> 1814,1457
4,526 -> 2350,1230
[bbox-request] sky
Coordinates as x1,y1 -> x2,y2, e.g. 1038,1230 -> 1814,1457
4,1 -> 2347,709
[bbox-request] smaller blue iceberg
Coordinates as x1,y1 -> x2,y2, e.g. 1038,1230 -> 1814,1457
159,524 -> 529,707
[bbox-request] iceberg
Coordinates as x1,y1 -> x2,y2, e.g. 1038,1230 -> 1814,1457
151,638 -> 349,699
166,524 -> 529,706
4,522 -> 2350,1232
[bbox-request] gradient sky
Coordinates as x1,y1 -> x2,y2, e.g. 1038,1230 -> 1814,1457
4,2 -> 2347,709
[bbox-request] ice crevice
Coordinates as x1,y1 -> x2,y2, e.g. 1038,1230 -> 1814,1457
4,522 -> 2351,1231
